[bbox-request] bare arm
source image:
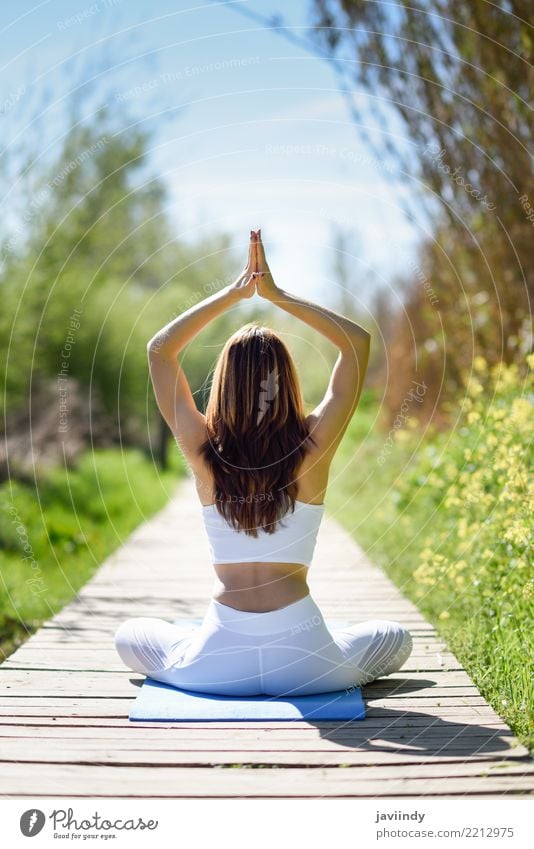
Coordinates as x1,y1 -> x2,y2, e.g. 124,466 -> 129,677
255,231 -> 370,354
265,286 -> 370,355
146,234 -> 259,458
255,232 -> 370,459
148,284 -> 240,358
270,289 -> 370,459
147,242 -> 257,357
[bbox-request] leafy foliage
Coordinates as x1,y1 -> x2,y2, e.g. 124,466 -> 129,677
0,106 -> 242,452
329,354 -> 533,749
309,2 -> 533,422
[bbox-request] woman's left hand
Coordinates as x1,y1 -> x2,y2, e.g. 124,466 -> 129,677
229,231 -> 261,300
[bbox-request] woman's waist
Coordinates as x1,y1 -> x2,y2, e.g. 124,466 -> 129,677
205,591 -> 324,634
212,562 -> 310,613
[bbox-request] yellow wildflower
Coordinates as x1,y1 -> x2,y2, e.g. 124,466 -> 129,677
503,522 -> 530,547
466,379 -> 484,397
511,397 -> 532,426
494,363 -> 519,391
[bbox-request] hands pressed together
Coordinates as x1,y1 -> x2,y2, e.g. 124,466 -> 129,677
230,229 -> 280,301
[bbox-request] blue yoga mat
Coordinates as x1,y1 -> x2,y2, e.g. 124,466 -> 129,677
128,617 -> 365,722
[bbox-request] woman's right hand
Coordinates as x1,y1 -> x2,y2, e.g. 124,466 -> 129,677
254,230 -> 281,301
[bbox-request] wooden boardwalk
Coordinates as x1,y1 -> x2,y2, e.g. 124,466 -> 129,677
1,475 -> 533,798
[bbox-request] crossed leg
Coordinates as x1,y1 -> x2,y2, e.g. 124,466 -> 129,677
114,617 -> 195,676
114,615 -> 414,695
330,618 -> 413,686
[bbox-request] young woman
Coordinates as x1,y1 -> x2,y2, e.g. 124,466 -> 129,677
114,231 -> 413,696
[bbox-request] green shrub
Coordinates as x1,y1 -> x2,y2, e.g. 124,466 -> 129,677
330,354 -> 533,750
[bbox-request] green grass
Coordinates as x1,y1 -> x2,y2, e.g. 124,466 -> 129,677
328,359 -> 533,753
0,446 -> 186,659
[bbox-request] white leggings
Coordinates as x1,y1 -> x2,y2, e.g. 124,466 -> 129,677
114,593 -> 413,697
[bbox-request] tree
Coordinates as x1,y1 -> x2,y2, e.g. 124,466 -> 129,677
309,0 -> 533,422
0,102 -> 241,473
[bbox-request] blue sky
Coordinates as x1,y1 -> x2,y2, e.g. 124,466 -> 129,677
1,0 -> 421,306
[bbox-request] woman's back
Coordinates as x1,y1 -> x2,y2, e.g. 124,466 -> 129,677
190,425 -> 331,612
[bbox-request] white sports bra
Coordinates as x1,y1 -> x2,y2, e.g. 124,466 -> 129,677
201,499 -> 325,567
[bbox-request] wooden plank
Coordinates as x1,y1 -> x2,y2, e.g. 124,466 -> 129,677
1,764 -> 533,798
0,688 -> 488,703
0,698 -> 499,723
0,724 -> 517,741
0,692 -> 502,704
0,715 -> 511,728
0,746 -> 531,766
0,668 -> 478,688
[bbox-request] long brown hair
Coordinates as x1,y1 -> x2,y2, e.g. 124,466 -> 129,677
197,323 -> 317,537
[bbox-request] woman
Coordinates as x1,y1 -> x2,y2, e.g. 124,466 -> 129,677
114,230 -> 413,696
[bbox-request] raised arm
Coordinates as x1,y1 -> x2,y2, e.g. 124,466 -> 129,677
148,233 -> 259,358
147,233 -> 260,459
255,232 -> 370,459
